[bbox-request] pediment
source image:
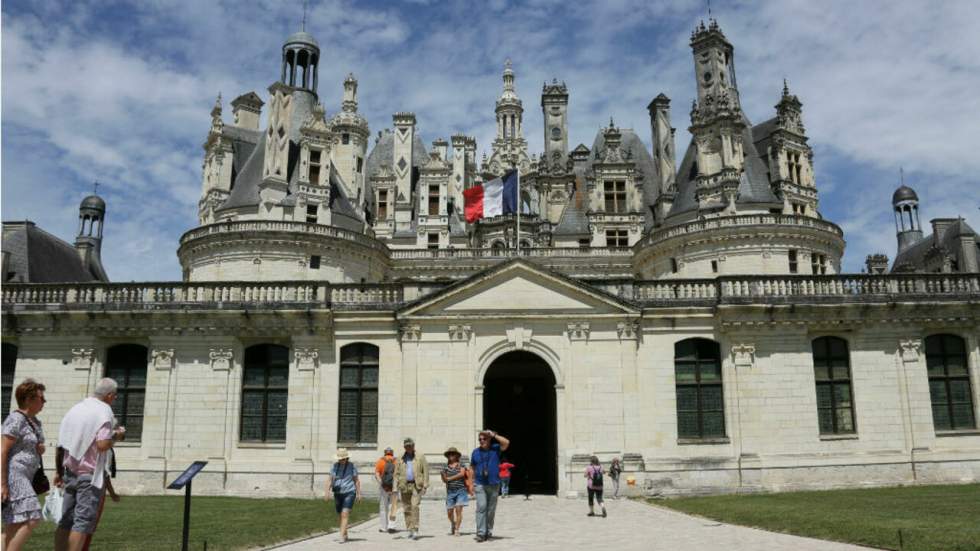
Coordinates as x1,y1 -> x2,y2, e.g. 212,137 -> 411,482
398,260 -> 637,318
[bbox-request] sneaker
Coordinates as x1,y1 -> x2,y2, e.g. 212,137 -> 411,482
475,535 -> 486,543
602,508 -> 607,518
411,533 -> 421,541
387,528 -> 396,534
587,512 -> 596,517
407,531 -> 415,540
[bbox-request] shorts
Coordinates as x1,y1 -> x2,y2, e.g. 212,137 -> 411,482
445,487 -> 469,509
334,491 -> 356,513
58,471 -> 106,534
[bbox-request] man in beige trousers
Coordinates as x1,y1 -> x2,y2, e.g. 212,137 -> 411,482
394,437 -> 428,540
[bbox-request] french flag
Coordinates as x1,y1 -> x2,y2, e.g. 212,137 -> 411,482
463,170 -> 519,223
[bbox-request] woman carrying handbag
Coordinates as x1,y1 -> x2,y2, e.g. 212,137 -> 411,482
2,379 -> 49,551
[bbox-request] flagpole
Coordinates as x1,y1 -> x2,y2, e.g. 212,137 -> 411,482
515,168 -> 521,255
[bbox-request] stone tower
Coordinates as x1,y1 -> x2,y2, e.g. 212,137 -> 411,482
689,19 -> 746,214
330,73 -> 370,205
771,81 -> 817,216
648,93 -> 676,226
486,60 -> 531,175
541,79 -> 569,163
893,183 -> 923,253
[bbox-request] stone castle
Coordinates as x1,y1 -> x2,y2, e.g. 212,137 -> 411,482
2,19 -> 978,498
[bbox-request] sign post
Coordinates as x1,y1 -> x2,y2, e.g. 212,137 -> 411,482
167,461 -> 208,551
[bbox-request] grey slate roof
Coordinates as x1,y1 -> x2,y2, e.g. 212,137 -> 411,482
893,219 -> 978,271
667,120 -> 781,218
2,222 -> 105,283
365,129 -> 429,189
554,188 -> 589,236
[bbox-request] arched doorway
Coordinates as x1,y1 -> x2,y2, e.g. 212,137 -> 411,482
482,351 -> 557,495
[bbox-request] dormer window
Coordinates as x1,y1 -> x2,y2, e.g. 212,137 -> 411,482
428,185 -> 439,216
309,150 -> 322,186
604,181 -> 627,213
342,133 -> 350,145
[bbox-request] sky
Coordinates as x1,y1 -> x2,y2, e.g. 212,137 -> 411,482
2,0 -> 979,281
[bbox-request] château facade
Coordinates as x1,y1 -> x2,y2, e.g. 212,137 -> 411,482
2,19 -> 978,498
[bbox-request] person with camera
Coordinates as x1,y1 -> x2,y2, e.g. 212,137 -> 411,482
54,378 -> 125,551
325,448 -> 361,543
469,429 -> 509,543
2,379 -> 48,551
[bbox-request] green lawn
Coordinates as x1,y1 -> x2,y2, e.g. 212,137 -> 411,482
21,495 -> 377,551
652,483 -> 980,551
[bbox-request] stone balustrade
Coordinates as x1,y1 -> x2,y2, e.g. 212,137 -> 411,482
637,213 -> 845,249
389,246 -> 632,260
3,273 -> 977,311
179,220 -> 388,252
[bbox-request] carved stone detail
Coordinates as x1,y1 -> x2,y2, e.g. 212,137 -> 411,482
71,347 -> 95,371
209,348 -> 233,371
566,322 -> 590,341
448,324 -> 472,341
616,321 -> 639,340
899,339 -> 922,363
506,326 -> 533,350
732,343 -> 756,368
295,347 -> 319,371
152,348 -> 175,370
399,323 -> 422,343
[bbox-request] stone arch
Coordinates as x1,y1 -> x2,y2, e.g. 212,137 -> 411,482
476,338 -> 563,387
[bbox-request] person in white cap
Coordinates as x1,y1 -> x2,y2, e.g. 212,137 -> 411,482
326,448 -> 361,543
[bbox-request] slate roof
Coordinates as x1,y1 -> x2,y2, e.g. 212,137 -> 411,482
554,187 -> 589,236
365,129 -> 430,190
2,222 -> 106,283
667,120 -> 781,218
893,219 -> 978,271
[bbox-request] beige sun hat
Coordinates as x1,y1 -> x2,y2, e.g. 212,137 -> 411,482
335,448 -> 350,461
444,446 -> 461,458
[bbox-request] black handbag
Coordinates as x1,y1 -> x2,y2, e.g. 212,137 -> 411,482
17,412 -> 51,495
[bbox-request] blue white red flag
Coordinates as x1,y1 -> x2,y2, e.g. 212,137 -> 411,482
463,170 -> 519,223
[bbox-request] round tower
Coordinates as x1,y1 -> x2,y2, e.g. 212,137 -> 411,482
329,73 -> 370,204
281,31 -> 320,94
893,184 -> 923,253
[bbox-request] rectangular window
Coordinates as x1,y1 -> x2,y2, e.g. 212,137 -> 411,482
356,157 -> 363,173
309,150 -> 321,186
789,249 -> 798,273
675,339 -> 725,439
377,190 -> 388,220
812,337 -> 856,435
926,334 -> 976,431
605,229 -> 628,247
578,238 -> 591,249
671,258 -> 679,273
604,181 -> 627,213
427,233 -> 439,250
811,253 -> 827,275
241,345 -> 289,443
428,185 -> 440,216
310,255 -> 321,269
338,344 -> 379,444
306,204 -> 318,224
711,260 -> 719,273
341,133 -> 350,145
105,345 -> 148,441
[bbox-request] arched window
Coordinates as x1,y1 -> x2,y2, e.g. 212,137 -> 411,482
811,337 -> 855,435
491,241 -> 506,255
241,344 -> 290,442
338,343 -> 379,444
674,338 -> 725,439
925,334 -> 975,431
2,343 -> 17,422
105,344 -> 148,441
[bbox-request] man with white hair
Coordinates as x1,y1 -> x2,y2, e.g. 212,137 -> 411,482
54,378 -> 126,551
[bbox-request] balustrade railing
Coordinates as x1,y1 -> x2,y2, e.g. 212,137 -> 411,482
179,220 -> 387,252
3,274 -> 977,311
637,214 -> 845,249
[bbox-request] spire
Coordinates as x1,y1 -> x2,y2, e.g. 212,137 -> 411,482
783,78 -> 790,97
342,73 -> 358,112
209,93 -> 223,137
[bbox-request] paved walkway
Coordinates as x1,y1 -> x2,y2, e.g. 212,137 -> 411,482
271,496 -> 872,550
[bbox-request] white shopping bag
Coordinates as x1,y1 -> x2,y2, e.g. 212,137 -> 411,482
42,487 -> 63,523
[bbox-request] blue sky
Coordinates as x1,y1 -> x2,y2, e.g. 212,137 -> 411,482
2,0 -> 979,281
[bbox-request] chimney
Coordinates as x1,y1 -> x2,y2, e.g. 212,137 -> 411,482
432,138 -> 448,161
864,253 -> 889,275
931,218 -> 957,247
231,92 -> 264,131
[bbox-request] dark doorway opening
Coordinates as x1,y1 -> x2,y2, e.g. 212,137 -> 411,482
482,351 -> 557,495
